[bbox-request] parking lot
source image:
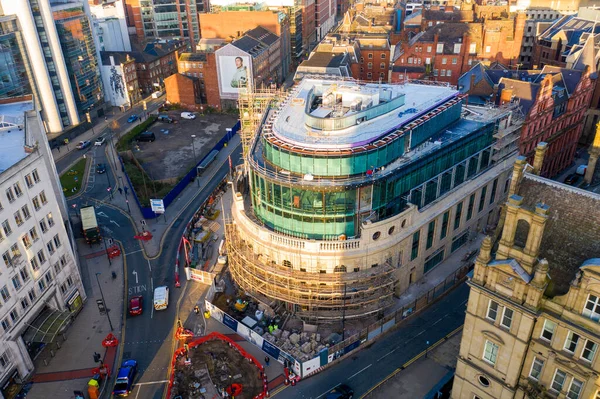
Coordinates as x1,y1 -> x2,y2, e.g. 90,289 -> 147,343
133,112 -> 238,181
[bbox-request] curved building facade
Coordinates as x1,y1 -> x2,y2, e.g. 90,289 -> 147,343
228,78 -> 515,320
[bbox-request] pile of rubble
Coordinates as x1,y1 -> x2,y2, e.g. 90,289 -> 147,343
262,330 -> 329,361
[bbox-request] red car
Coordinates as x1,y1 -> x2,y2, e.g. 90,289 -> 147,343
129,296 -> 143,316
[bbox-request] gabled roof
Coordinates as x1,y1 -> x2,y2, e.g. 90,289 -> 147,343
537,66 -> 582,95
488,259 -> 532,283
497,78 -> 541,114
232,36 -> 267,56
245,26 -> 279,46
458,63 -> 494,94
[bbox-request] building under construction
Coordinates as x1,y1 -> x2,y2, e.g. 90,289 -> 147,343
226,77 -> 521,321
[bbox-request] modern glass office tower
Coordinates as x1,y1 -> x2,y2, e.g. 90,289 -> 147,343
227,78 -> 518,320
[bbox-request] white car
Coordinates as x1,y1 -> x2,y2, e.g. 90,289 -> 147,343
94,137 -> 106,146
181,112 -> 197,120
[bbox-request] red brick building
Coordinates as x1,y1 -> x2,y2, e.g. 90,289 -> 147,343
177,52 -> 221,109
130,41 -> 187,94
164,74 -> 201,110
392,5 -> 525,85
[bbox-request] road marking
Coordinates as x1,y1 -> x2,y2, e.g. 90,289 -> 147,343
128,284 -> 146,295
125,249 -> 143,256
316,383 -> 340,399
147,259 -> 152,272
348,364 -> 372,380
110,219 -> 121,227
150,277 -> 154,319
97,211 -> 109,218
133,270 -> 139,284
134,380 -> 169,386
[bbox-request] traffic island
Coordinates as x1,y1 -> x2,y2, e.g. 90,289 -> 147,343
60,157 -> 88,197
169,332 -> 267,399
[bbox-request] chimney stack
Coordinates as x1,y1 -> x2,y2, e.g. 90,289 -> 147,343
532,142 -> 548,176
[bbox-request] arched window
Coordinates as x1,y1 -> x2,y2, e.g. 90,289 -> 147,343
334,265 -> 347,273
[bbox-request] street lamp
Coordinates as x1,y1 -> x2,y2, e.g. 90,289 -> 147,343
191,135 -> 199,187
95,272 -> 114,331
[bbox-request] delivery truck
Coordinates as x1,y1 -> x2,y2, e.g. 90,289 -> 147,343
80,206 -> 100,244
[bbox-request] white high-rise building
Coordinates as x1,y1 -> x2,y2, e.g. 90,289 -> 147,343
0,98 -> 86,393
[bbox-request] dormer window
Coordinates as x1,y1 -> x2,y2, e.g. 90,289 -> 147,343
583,294 -> 600,321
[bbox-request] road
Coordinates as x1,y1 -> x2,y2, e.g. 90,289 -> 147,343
56,96 -> 163,174
65,135 -> 243,399
276,283 -> 470,399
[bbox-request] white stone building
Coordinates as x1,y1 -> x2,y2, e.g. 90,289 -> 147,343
0,99 -> 85,394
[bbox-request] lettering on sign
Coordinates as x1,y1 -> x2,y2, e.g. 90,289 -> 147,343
128,285 -> 147,295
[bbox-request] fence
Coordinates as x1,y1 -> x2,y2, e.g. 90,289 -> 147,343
119,120 -> 240,219
202,262 -> 471,380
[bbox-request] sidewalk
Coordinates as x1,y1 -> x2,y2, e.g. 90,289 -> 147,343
26,239 -> 125,399
100,129 -> 242,258
363,331 -> 462,398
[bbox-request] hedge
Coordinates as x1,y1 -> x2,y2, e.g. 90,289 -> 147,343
116,115 -> 157,151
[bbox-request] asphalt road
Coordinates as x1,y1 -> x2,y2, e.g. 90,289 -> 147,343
65,138 -> 243,399
275,283 -> 470,399
56,97 -> 163,174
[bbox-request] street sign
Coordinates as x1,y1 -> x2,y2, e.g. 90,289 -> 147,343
107,187 -> 111,192
150,199 -> 165,214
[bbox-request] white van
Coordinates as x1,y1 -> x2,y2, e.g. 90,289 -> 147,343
153,286 -> 169,310
181,112 -> 197,120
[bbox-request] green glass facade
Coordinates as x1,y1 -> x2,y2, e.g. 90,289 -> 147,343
0,17 -> 34,100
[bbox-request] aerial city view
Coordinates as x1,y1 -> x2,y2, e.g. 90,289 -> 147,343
1,0 -> 600,398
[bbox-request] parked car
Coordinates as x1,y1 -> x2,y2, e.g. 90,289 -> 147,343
326,384 -> 354,399
96,163 -> 106,174
112,360 -> 137,397
127,114 -> 139,123
137,131 -> 156,142
181,112 -> 196,120
129,296 -> 143,316
151,91 -> 164,98
94,137 -> 106,146
157,114 -> 173,123
76,140 -> 91,150
564,173 -> 581,186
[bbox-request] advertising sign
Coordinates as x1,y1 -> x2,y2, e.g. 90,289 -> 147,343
218,55 -> 252,95
150,199 -> 165,214
262,339 -> 281,359
222,313 -> 238,331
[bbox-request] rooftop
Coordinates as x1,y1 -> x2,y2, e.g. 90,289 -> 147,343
515,173 -> 600,297
0,100 -> 34,173
269,78 -> 458,149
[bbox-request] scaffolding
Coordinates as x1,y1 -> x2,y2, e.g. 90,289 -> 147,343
224,222 -> 395,322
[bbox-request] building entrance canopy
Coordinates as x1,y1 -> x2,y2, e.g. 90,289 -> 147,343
23,307 -> 72,344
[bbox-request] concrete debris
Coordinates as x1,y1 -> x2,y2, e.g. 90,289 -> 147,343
289,333 -> 300,345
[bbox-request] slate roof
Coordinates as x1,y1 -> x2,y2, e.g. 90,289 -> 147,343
536,66 -> 583,95
458,63 -> 494,94
233,36 -> 268,56
497,78 -> 540,114
100,51 -> 131,66
303,52 -> 347,68
245,26 -> 279,46
488,259 -> 532,283
419,23 -> 470,53
423,9 -> 473,22
515,174 -> 600,296
179,53 -> 207,62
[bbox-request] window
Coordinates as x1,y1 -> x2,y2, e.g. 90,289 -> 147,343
0,285 -> 10,301
21,297 -> 29,311
2,251 -> 10,267
32,196 -> 40,211
568,378 -> 584,399
60,254 -> 67,266
564,331 -> 581,353
441,69 -> 446,77
485,45 -> 491,53
551,369 -> 567,392
5,188 -> 15,203
39,191 -> 47,205
13,183 -> 22,198
38,278 -> 47,292
14,211 -> 23,226
454,202 -> 463,230
582,339 -> 597,362
1,318 -> 10,332
529,357 -> 544,380
37,249 -> 46,264
46,241 -> 55,255
28,288 -> 36,302
10,244 -> 20,259
440,211 -> 449,239
426,220 -> 435,250
32,169 -> 40,183
30,257 -> 39,271
436,43 -> 444,53
9,308 -> 18,322
442,58 -> 447,65
447,70 -> 452,77
368,53 -> 373,59
410,231 -> 421,261
22,235 -> 32,249
19,267 -> 29,283
452,57 -> 457,64
467,194 -> 475,221
25,174 -> 34,188
583,294 -> 600,321
2,220 -> 11,236
47,213 -> 54,227
380,62 -> 385,69
66,276 -> 73,287
45,272 -> 52,284
367,72 -> 372,79
21,205 -> 31,220
11,276 -> 21,291
367,62 -> 372,69
53,234 -> 61,248
39,219 -> 47,233
381,53 -> 386,59
478,186 -> 487,213
427,46 -> 432,53
29,227 -> 39,242
469,43 -> 476,54
501,307 -> 513,329
489,178 -> 498,205
487,300 -> 499,321
541,319 -> 556,341
483,340 -> 499,365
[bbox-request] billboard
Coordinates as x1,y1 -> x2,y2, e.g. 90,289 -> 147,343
218,55 -> 252,95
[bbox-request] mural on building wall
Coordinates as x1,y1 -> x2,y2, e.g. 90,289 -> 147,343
110,66 -> 126,100
217,55 -> 253,95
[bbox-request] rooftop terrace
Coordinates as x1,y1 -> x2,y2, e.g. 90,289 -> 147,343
0,101 -> 34,173
270,78 -> 458,149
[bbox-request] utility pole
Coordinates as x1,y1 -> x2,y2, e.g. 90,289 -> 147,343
95,272 -> 114,331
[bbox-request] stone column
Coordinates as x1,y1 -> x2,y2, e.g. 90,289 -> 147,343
532,142 -> 548,176
584,122 -> 600,184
